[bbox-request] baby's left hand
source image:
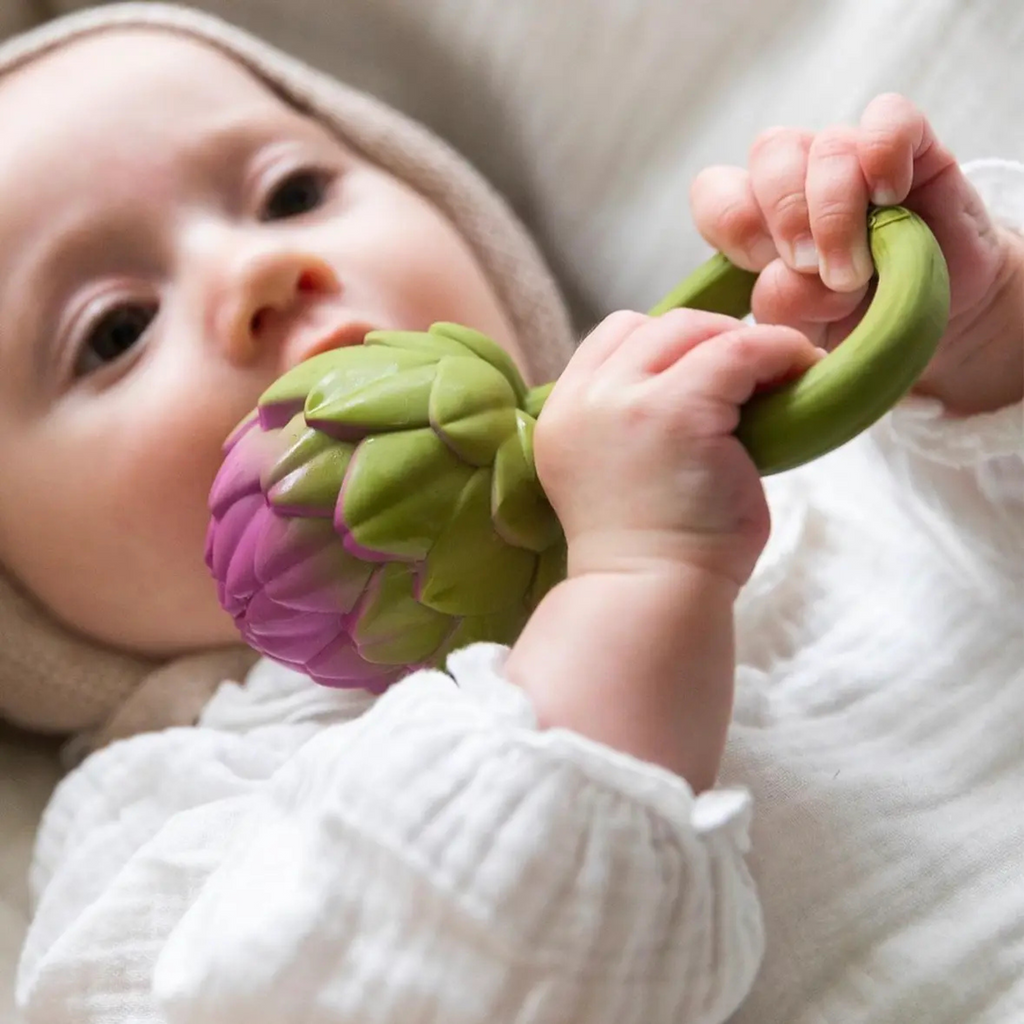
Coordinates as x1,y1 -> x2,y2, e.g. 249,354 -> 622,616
690,93 -> 1024,413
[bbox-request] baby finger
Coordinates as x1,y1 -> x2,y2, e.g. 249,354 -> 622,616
663,323 -> 823,424
690,165 -> 776,270
805,126 -> 873,293
750,257 -> 868,339
748,127 -> 818,274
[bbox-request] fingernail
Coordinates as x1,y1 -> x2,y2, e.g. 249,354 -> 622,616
854,245 -> 875,282
821,247 -> 873,291
789,235 -> 820,272
871,185 -> 900,207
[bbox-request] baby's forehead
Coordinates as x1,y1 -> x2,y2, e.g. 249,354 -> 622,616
0,28 -> 297,196
0,28 -> 282,140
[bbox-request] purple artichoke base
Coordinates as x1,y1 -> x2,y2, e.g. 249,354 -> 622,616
207,415 -> 410,693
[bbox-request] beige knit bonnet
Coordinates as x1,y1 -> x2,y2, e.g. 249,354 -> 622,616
0,2 -> 575,755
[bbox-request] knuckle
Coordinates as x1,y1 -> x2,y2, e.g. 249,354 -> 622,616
810,200 -> 854,245
721,332 -> 758,366
809,126 -> 859,162
601,309 -> 650,337
656,307 -> 706,332
714,196 -> 765,248
859,123 -> 909,171
662,305 -> 701,325
771,188 -> 809,228
628,397 -> 693,445
656,307 -> 740,343
858,129 -> 894,164
750,125 -> 804,161
859,112 -> 900,147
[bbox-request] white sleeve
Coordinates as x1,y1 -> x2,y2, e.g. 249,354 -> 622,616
18,646 -> 762,1024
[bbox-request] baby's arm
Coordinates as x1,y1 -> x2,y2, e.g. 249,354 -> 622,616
506,309 -> 820,792
509,564 -> 737,793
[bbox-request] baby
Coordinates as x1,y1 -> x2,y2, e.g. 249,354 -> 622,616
3,4 -> 1023,1023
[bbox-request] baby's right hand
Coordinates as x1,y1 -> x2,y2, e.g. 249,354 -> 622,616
534,308 -> 821,586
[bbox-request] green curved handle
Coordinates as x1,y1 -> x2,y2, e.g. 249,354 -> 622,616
533,206 -> 950,475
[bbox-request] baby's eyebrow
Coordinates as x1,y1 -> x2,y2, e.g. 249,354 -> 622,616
176,107 -> 325,179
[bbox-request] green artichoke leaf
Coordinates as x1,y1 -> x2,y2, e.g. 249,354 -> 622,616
429,355 -> 518,466
437,602 -> 531,660
420,468 -> 536,615
342,427 -> 474,560
428,322 -> 528,403
491,412 -> 562,553
258,347 -> 393,412
364,329 -> 472,361
516,407 -> 537,467
261,413 -> 338,490
305,362 -> 437,433
267,444 -> 355,512
257,344 -> 434,418
355,562 -> 452,665
528,539 -> 567,610
523,382 -> 554,420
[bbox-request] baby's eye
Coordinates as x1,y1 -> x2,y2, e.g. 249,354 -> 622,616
75,301 -> 158,377
261,168 -> 332,221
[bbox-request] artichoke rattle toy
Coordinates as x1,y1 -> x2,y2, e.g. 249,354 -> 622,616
207,206 -> 950,691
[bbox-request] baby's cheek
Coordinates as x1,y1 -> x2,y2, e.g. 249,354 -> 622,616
0,372 -> 250,649
104,377 -> 239,567
113,412 -> 243,646
128,397 -> 244,545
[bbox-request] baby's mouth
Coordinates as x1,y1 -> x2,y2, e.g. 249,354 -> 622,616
300,320 -> 377,362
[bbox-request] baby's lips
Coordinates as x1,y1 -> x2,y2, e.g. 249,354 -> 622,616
282,319 -> 376,369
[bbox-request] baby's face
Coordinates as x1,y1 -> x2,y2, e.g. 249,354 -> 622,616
0,30 -> 519,656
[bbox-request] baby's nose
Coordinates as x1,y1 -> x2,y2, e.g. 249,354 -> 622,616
220,252 -> 339,365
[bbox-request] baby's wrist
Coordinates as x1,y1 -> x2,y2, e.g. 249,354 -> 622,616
915,226 -> 1024,414
566,527 -> 754,593
510,566 -> 738,789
